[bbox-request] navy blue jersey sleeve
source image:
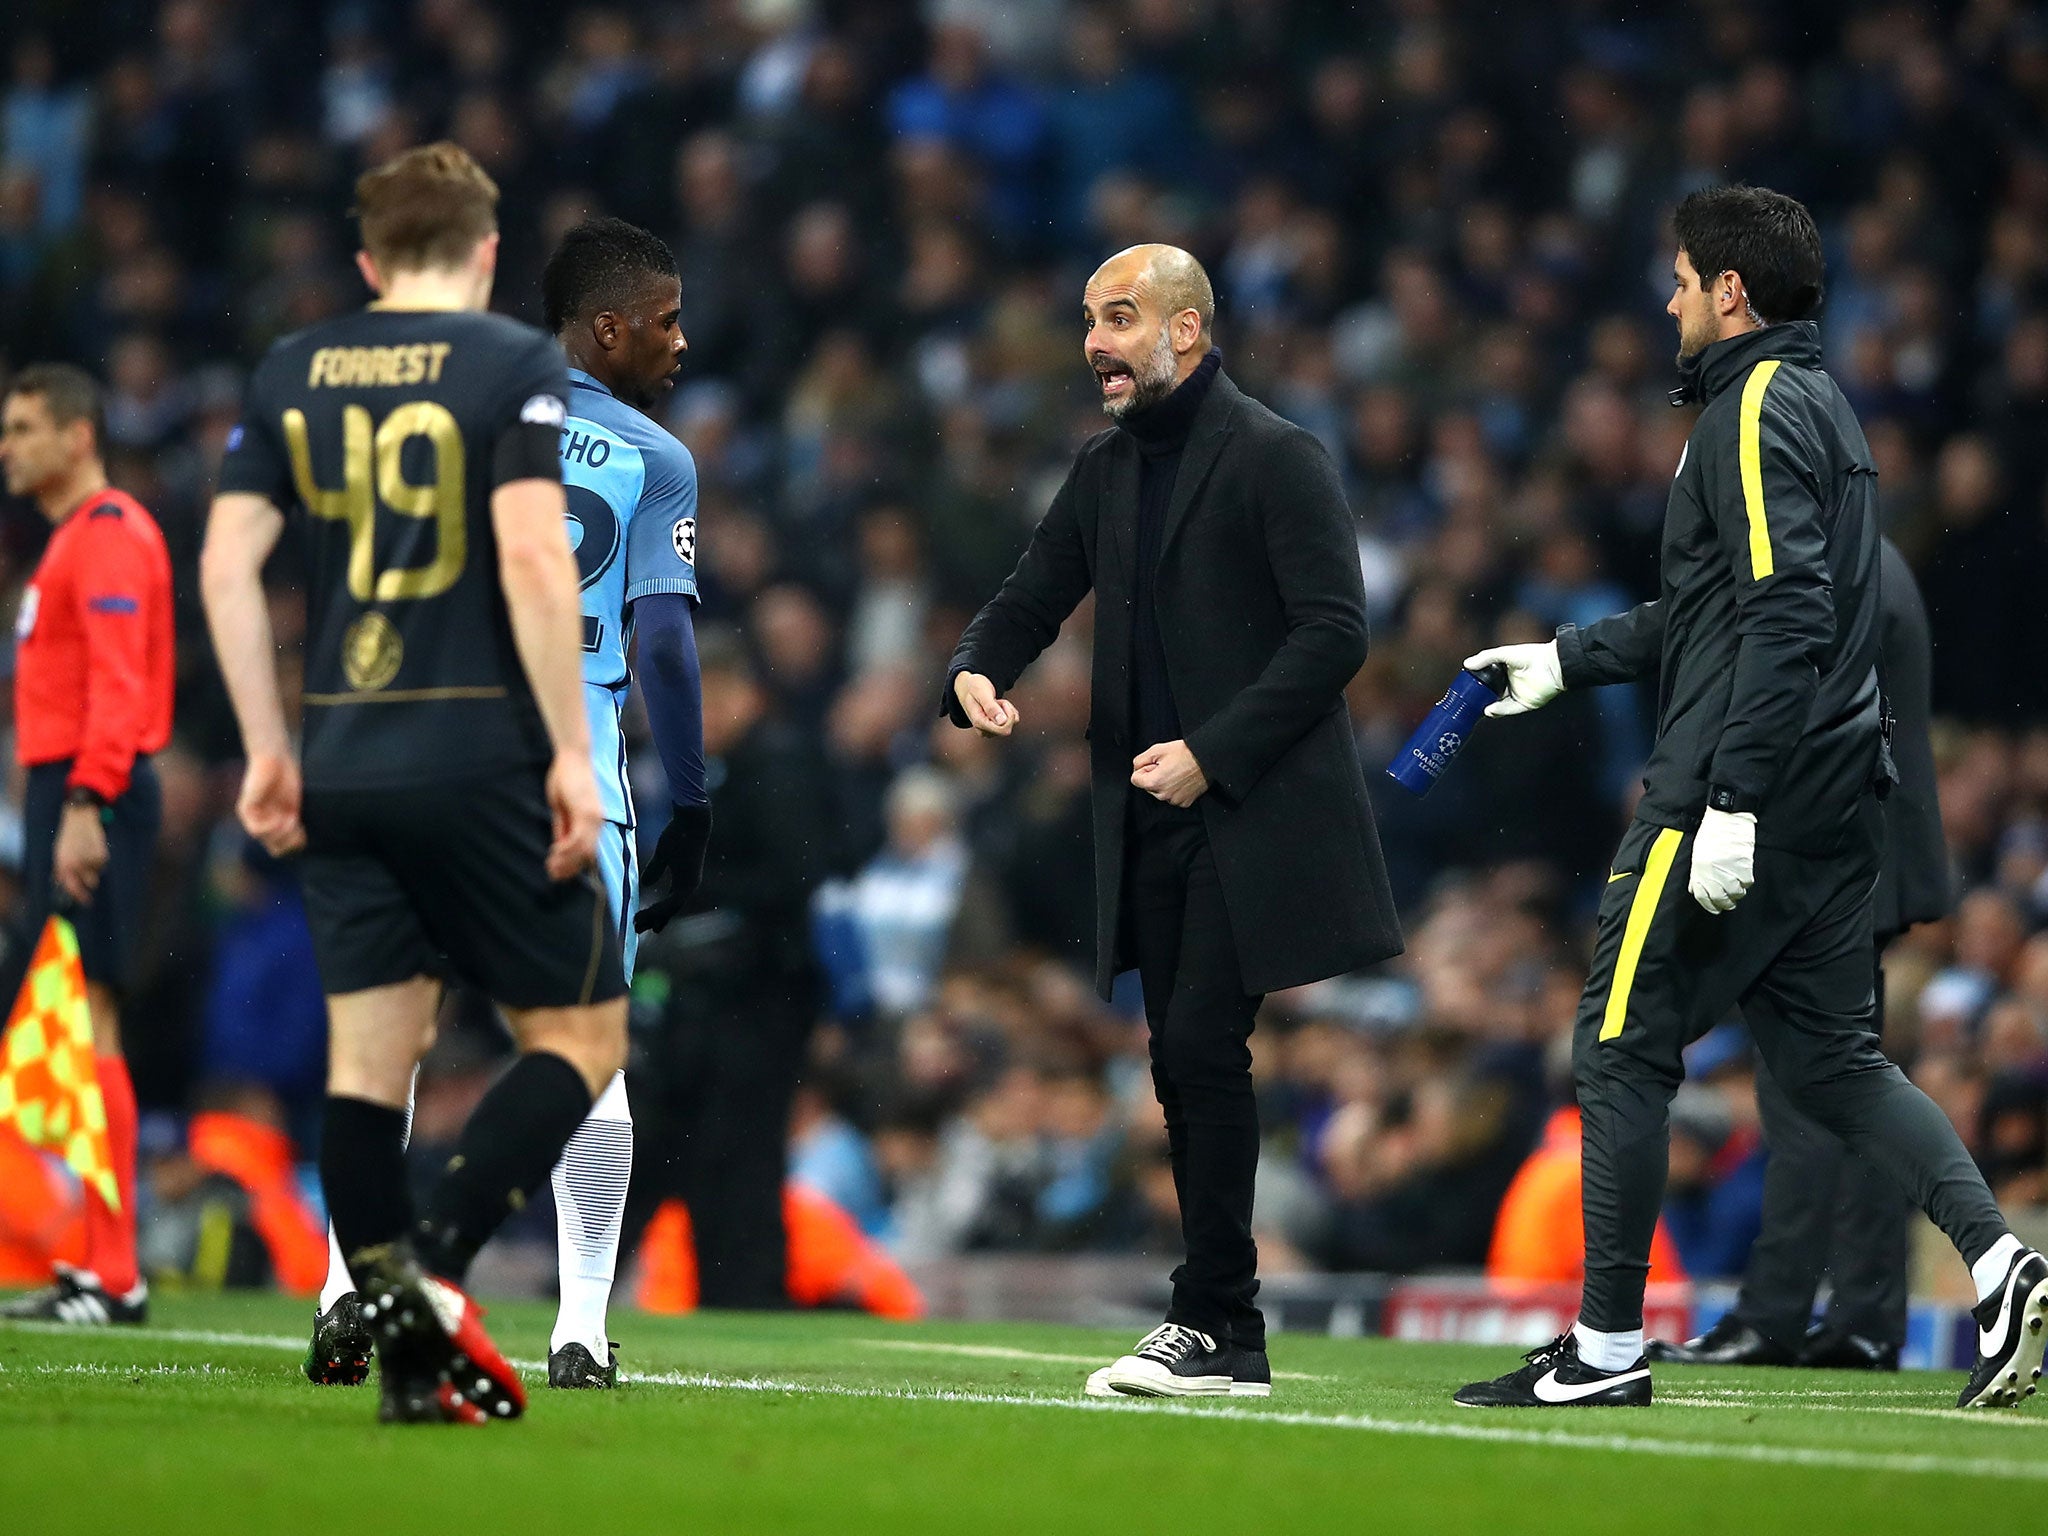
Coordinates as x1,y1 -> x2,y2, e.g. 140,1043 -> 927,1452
216,358 -> 295,505
489,332 -> 571,490
635,591 -> 706,806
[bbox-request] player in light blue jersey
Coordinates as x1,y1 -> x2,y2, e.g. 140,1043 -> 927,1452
540,219 -> 711,1386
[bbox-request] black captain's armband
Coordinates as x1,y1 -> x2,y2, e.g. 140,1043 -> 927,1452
491,390 -> 567,489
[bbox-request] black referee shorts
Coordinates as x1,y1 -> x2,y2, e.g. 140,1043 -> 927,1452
301,767 -> 626,1010
20,757 -> 161,996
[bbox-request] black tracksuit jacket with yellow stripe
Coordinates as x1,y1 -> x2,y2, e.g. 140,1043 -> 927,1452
1557,321 -> 1883,856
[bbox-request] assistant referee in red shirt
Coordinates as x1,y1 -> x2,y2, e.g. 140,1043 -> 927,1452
0,363 -> 173,1327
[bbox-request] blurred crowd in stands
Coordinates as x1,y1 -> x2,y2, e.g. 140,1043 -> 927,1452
2,0 -> 2048,1297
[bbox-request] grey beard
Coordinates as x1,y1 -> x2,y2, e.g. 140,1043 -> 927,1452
1101,333 -> 1180,419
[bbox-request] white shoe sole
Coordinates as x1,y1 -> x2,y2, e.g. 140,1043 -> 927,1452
1084,1367 -> 1116,1398
1960,1272 -> 2048,1409
1101,1357 -> 1270,1398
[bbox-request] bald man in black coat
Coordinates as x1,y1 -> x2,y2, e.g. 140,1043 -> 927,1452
947,246 -> 1401,1398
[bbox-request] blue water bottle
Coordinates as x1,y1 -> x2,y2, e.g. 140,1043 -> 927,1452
1385,663 -> 1508,795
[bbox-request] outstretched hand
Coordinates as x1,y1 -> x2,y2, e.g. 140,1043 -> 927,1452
1463,641 -> 1565,718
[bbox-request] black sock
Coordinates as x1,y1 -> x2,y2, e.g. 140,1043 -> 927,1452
321,1096 -> 412,1277
417,1051 -> 594,1282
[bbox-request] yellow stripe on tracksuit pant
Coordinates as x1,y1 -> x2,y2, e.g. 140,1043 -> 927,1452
1599,827 -> 1685,1041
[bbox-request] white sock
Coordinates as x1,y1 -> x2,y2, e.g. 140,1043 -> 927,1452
1971,1233 -> 2026,1304
318,1070 -> 418,1312
318,1223 -> 353,1312
1573,1322 -> 1646,1372
551,1071 -> 633,1356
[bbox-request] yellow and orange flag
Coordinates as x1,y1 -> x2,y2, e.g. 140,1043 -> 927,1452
0,916 -> 117,1213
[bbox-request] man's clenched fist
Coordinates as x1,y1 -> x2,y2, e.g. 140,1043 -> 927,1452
954,671 -> 1020,737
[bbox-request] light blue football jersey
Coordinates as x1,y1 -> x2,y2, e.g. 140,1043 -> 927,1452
559,367 -> 700,831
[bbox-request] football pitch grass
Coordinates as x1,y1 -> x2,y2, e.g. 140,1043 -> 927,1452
4,1294 -> 2044,1534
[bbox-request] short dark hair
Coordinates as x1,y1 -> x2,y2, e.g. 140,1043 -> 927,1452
542,217 -> 678,334
1673,185 -> 1825,325
353,141 -> 499,272
5,362 -> 105,453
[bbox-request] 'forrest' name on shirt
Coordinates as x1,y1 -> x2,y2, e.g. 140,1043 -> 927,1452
306,343 -> 454,389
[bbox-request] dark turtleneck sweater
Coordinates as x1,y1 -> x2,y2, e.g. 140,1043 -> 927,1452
1117,347 -> 1222,766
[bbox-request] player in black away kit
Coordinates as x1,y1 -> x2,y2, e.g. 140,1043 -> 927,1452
202,143 -> 628,1425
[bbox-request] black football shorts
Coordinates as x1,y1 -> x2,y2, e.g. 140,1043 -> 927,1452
20,758 -> 160,995
301,767 -> 625,1009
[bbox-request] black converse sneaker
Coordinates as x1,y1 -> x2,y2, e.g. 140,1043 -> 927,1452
0,1265 -> 147,1326
1101,1324 -> 1271,1398
1454,1331 -> 1653,1408
548,1341 -> 619,1389
1958,1248 -> 2048,1409
304,1293 -> 374,1386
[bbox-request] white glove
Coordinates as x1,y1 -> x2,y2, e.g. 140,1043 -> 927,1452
1463,641 -> 1564,718
1689,807 -> 1758,913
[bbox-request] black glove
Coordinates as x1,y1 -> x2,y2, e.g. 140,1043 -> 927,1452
634,801 -> 712,934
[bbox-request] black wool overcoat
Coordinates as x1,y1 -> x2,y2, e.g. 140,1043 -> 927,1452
946,371 -> 1403,998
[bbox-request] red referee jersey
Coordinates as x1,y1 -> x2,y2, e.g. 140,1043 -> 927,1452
14,487 -> 175,801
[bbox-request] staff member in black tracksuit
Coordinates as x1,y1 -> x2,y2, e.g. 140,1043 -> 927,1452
947,244 -> 1401,1399
1651,538 -> 1947,1372
1453,187 -> 2047,1411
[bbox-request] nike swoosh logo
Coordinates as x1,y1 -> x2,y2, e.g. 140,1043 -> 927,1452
1532,1367 -> 1649,1403
1979,1260 -> 2028,1355
1608,871 -> 1633,884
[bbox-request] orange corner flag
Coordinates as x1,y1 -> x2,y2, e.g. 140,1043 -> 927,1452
0,917 -> 117,1214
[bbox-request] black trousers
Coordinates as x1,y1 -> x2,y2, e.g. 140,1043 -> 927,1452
621,967 -> 814,1309
1575,814 -> 2004,1333
1122,796 -> 1264,1350
1730,947 -> 1910,1350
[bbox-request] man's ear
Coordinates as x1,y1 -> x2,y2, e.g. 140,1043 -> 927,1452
1717,271 -> 1746,319
355,249 -> 385,297
1175,308 -> 1203,354
591,310 -> 622,353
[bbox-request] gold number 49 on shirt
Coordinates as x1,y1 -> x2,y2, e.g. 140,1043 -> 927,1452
281,402 -> 465,600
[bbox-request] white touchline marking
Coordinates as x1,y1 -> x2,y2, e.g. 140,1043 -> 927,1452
616,1369 -> 2048,1481
11,1320 -> 2048,1479
0,1323 -> 309,1351
1659,1393 -> 2048,1428
853,1337 -> 1321,1381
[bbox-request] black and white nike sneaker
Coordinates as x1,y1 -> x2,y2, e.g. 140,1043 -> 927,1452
548,1341 -> 619,1389
1454,1331 -> 1652,1408
0,1265 -> 148,1326
304,1292 -> 374,1386
1958,1247 -> 2048,1409
1101,1324 -> 1271,1398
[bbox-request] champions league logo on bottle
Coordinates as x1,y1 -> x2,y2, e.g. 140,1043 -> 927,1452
1387,667 -> 1505,794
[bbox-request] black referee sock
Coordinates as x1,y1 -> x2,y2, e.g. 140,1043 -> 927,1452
416,1051 -> 594,1284
321,1096 -> 413,1278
